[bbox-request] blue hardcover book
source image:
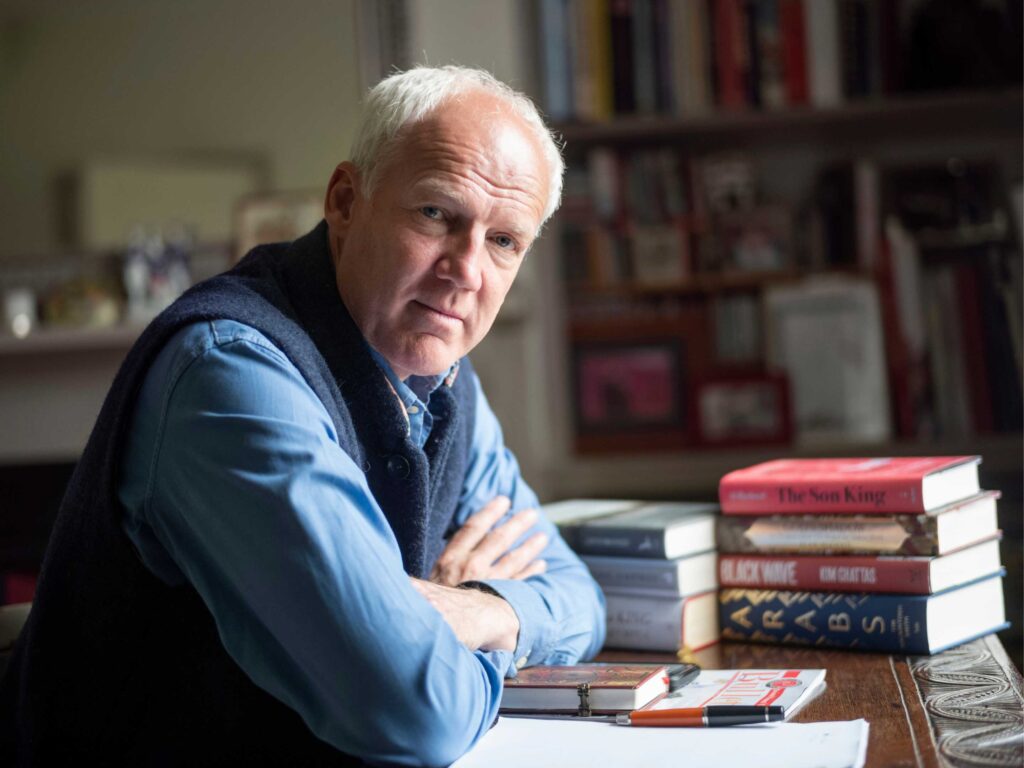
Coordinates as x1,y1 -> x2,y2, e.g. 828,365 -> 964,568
719,571 -> 1008,654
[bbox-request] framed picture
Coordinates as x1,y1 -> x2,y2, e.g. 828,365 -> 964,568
233,191 -> 323,262
694,371 -> 792,446
573,340 -> 685,434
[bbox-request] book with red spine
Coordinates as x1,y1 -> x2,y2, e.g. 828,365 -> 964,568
779,0 -> 808,105
712,0 -> 747,109
719,456 -> 981,514
718,536 -> 1002,594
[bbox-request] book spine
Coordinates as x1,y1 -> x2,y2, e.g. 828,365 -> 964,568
583,559 -> 681,594
631,0 -> 658,113
779,0 -> 808,105
718,587 -> 934,652
719,476 -> 930,514
715,514 -> 941,556
539,0 -> 574,121
604,593 -> 684,651
718,553 -> 934,593
712,0 -> 747,109
610,0 -> 636,113
805,0 -> 841,106
573,527 -> 668,558
589,0 -> 615,120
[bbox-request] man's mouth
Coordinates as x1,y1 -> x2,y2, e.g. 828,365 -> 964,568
414,301 -> 464,323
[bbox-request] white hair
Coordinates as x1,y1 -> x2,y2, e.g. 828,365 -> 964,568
349,65 -> 565,226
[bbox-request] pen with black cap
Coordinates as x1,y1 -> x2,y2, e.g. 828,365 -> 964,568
616,705 -> 786,727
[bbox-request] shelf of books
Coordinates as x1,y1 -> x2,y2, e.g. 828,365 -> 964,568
537,0 -> 1023,468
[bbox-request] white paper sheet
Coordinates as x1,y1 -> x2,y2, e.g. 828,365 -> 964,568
452,717 -> 870,768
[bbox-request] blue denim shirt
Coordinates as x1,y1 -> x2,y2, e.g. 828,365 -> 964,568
118,318 -> 605,762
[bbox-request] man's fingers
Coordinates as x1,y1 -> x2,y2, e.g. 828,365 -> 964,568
513,559 -> 547,580
460,509 -> 539,580
444,497 -> 511,553
487,531 -> 548,580
431,497 -> 512,585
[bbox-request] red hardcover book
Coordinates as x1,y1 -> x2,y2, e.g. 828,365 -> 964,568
719,456 -> 981,514
718,536 -> 1002,594
712,0 -> 747,108
779,0 -> 808,104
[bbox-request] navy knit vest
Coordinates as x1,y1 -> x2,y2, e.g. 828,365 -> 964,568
0,222 -> 476,766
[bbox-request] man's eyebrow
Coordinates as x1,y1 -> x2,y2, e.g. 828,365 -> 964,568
410,181 -> 468,208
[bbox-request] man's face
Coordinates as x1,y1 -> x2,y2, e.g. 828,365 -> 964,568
326,92 -> 549,380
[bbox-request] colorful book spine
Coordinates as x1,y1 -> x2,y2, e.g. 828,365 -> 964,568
712,0 -> 747,109
719,573 -> 1007,653
718,545 -> 999,594
718,457 -> 978,514
715,491 -> 1000,556
779,0 -> 808,105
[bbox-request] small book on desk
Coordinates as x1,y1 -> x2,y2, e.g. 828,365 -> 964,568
641,668 -> 827,722
500,664 -> 670,714
546,499 -> 719,559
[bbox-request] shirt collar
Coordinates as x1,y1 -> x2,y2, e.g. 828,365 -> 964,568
367,346 -> 459,408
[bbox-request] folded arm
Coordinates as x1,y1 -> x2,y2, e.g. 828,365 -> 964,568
451,373 -> 607,672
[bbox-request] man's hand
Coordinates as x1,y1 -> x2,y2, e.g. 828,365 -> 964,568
409,578 -> 520,652
430,496 -> 548,586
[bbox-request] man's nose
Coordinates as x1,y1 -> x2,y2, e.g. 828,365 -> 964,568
436,230 -> 484,291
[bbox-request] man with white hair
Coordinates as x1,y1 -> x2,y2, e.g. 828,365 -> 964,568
1,67 -> 605,766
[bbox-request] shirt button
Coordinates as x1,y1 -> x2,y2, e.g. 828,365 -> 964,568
386,455 -> 410,479
516,656 -> 528,670
407,405 -> 419,414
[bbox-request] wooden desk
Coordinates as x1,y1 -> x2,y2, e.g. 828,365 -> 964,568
600,635 -> 1023,767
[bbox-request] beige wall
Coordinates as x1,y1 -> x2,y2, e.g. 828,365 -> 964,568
0,0 -> 362,258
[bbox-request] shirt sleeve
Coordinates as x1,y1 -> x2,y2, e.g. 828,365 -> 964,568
456,370 -> 607,673
118,321 -> 503,768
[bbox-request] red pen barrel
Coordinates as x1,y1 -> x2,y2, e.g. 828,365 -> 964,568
627,708 -> 703,727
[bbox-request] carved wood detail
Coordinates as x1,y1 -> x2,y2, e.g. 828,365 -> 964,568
910,636 -> 1024,767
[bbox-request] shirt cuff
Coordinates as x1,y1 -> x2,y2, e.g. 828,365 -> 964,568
473,577 -> 556,675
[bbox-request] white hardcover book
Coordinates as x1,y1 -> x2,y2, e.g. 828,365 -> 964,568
604,591 -> 719,653
806,0 -> 842,107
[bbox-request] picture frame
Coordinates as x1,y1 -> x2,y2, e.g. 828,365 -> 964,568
693,371 -> 792,447
573,340 -> 685,435
233,190 -> 324,262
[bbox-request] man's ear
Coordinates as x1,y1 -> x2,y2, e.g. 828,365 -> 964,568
324,161 -> 362,235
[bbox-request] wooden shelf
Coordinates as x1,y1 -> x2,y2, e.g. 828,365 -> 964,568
542,433 -> 1024,501
554,88 -> 1023,148
0,324 -> 142,355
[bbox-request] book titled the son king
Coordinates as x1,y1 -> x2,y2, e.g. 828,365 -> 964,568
719,456 -> 981,514
500,664 -> 670,714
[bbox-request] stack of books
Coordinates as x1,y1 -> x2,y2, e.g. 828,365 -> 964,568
543,499 -> 720,655
716,456 -> 1008,654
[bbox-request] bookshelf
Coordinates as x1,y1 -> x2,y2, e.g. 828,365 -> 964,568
530,0 -> 1022,492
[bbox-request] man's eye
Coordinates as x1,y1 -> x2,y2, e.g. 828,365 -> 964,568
494,234 -> 516,250
421,206 -> 443,220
